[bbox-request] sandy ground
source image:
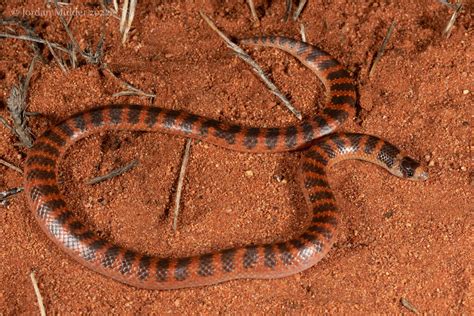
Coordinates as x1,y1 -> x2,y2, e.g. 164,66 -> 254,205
0,0 -> 472,314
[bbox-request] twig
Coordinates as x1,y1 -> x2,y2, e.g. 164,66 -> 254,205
400,297 -> 419,314
0,33 -> 70,54
83,32 -> 105,65
0,30 -> 72,70
199,11 -> 302,120
53,0 -> 105,65
437,0 -> 459,10
0,116 -> 15,132
369,21 -> 396,78
65,14 -> 74,28
68,42 -> 77,68
99,0 -> 121,20
30,271 -> 46,316
46,40 -> 68,73
442,1 -> 463,38
0,187 -> 23,207
284,0 -> 292,22
120,0 -> 129,33
173,139 -> 192,231
120,0 -> 137,43
103,65 -> 156,98
5,55 -> 37,148
86,160 -> 138,185
52,0 -> 81,54
293,0 -> 308,21
300,23 -> 307,42
246,0 -> 259,22
112,89 -> 155,98
0,158 -> 23,174
113,0 -> 119,12
0,187 -> 23,199
0,17 -> 44,59
0,25 -> 75,72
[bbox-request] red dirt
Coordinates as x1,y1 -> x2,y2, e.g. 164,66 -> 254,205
0,0 -> 472,314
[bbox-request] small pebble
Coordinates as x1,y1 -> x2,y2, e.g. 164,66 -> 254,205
462,89 -> 470,95
460,166 -> 467,171
428,160 -> 435,167
245,170 -> 254,177
273,174 -> 287,183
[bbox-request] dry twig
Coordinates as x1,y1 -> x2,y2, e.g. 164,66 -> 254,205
112,0 -> 119,13
99,0 -> 121,20
30,271 -> 46,316
284,0 -> 292,21
400,297 -> 419,314
0,158 -> 23,174
293,0 -> 308,21
119,0 -> 137,43
0,31 -> 72,71
0,32 -> 70,54
53,0 -> 105,65
440,0 -> 463,38
52,0 -> 80,52
0,187 -> 23,206
0,15 -> 90,71
200,11 -> 302,120
246,0 -> 259,22
103,65 -> 156,99
86,160 -> 138,185
369,21 -> 396,78
437,0 -> 458,9
300,23 -> 307,42
0,18 -> 44,58
173,139 -> 192,231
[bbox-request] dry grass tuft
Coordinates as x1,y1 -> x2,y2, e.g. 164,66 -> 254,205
0,56 -> 38,148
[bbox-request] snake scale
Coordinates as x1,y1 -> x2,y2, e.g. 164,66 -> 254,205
24,36 -> 428,289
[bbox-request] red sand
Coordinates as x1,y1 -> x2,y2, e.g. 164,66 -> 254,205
0,0 -> 472,313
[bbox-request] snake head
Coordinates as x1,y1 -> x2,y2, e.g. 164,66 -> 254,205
399,156 -> 429,181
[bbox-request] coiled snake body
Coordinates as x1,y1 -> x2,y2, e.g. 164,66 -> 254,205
24,37 -> 428,289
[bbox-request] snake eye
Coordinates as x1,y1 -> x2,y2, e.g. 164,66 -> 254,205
400,157 -> 419,178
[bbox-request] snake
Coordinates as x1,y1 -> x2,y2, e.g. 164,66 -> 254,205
23,36 -> 428,289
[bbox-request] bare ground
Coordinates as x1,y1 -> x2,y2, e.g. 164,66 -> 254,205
0,0 -> 472,314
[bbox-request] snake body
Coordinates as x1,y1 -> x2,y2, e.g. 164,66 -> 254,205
24,37 -> 428,289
